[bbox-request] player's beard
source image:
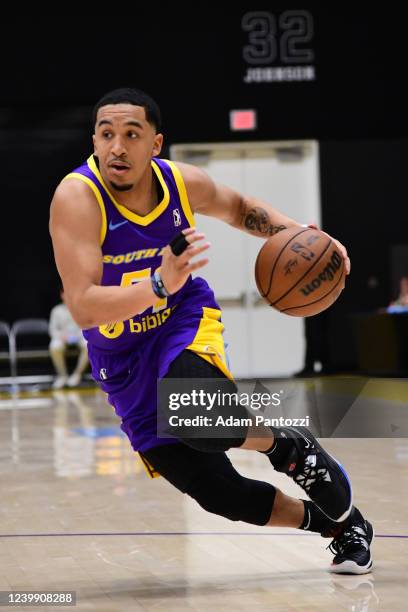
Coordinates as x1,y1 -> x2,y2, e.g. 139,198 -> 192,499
110,181 -> 134,191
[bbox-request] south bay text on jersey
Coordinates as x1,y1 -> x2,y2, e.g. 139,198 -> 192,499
103,247 -> 164,264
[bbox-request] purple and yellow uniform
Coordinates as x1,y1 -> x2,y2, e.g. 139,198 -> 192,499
64,155 -> 231,457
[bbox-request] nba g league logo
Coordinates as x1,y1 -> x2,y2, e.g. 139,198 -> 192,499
241,10 -> 316,83
173,208 -> 181,227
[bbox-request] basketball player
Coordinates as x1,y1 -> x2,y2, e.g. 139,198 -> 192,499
49,88 -> 373,574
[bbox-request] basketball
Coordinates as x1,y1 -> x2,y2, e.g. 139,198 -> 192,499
255,226 -> 346,316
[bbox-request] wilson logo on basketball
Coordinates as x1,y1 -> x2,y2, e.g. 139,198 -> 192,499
300,251 -> 342,297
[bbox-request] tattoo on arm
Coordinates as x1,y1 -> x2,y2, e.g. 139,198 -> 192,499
239,199 -> 286,236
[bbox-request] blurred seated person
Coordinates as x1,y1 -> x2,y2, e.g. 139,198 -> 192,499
49,289 -> 88,389
387,276 -> 408,313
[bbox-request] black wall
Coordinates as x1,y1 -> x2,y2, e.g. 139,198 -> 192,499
1,10 -> 406,370
320,140 -> 407,369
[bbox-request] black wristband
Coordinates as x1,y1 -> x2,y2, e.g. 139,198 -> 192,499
169,231 -> 190,256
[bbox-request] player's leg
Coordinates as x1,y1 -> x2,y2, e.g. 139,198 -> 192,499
49,338 -> 68,389
143,442 -> 276,526
143,442 -> 310,529
244,425 -> 353,523
142,442 -> 373,574
165,349 -> 351,523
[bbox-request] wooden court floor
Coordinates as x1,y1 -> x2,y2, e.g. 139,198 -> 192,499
0,384 -> 406,611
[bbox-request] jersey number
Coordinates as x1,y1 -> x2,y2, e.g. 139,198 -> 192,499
98,267 -> 167,339
120,268 -> 167,313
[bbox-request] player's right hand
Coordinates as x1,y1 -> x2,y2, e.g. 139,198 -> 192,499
305,223 -> 351,276
160,228 -> 210,294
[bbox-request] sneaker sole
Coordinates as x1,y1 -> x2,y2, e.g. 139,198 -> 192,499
329,521 -> 374,575
329,558 -> 373,575
290,427 -> 353,522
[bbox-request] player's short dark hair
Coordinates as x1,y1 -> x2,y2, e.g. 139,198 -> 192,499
92,88 -> 161,132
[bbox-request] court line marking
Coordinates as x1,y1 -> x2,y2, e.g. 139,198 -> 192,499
0,531 -> 405,538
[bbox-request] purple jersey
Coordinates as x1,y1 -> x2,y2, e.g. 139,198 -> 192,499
63,156 -> 232,455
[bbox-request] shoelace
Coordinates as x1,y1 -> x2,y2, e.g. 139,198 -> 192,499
293,456 -> 330,493
328,525 -> 369,555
